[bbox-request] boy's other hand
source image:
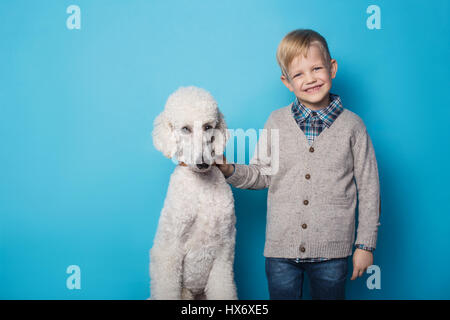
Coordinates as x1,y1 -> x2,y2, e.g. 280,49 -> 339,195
215,156 -> 234,177
350,248 -> 373,280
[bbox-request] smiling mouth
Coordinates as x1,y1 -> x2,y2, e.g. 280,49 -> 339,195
305,85 -> 322,93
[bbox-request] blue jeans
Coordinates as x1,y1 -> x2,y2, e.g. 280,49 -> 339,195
265,257 -> 348,300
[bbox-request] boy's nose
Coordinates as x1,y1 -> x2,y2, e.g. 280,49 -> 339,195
305,74 -> 316,83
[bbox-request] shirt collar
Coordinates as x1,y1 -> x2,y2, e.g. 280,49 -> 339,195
291,93 -> 344,128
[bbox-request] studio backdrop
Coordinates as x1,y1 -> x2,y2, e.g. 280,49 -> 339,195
1,0 -> 449,299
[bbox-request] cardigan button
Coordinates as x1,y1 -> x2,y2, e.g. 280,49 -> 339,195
305,174 -> 311,180
300,246 -> 306,253
303,200 -> 309,205
302,223 -> 307,229
309,147 -> 314,153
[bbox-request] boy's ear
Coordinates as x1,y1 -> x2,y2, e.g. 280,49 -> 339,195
329,59 -> 338,79
152,111 -> 177,159
280,75 -> 294,92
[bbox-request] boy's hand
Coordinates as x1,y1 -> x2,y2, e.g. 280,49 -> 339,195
215,156 -> 234,177
350,248 -> 373,280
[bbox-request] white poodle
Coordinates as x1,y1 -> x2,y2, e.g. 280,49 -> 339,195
150,86 -> 237,300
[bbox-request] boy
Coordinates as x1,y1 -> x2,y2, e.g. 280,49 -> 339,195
217,29 -> 380,300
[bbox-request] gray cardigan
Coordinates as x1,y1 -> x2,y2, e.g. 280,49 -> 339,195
226,106 -> 381,258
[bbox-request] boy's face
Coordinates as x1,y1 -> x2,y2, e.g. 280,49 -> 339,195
281,44 -> 337,111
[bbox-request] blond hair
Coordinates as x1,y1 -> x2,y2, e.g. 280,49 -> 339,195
276,29 -> 332,78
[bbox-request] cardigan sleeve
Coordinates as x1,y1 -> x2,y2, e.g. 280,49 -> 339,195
352,127 -> 381,249
225,115 -> 276,190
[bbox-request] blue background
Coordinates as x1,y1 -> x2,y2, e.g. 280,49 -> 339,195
1,0 -> 449,299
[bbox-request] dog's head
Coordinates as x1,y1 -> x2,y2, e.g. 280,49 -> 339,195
152,86 -> 229,172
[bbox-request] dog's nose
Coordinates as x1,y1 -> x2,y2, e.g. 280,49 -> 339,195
196,163 -> 210,170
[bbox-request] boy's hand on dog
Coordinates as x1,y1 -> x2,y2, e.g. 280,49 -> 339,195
215,156 -> 234,177
351,248 -> 373,280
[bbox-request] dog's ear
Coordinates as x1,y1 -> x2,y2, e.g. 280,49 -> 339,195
152,111 -> 177,159
212,111 -> 230,157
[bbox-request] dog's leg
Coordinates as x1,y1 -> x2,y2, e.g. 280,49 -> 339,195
149,243 -> 183,300
205,229 -> 238,300
150,204 -> 196,300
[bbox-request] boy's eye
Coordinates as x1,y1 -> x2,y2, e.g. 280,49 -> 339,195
293,73 -> 302,78
314,67 -> 322,71
181,126 -> 191,134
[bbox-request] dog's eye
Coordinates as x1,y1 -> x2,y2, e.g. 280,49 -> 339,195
181,126 -> 191,134
204,125 -> 213,131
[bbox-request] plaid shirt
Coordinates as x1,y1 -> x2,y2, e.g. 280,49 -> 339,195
292,93 -> 344,145
291,93 -> 374,263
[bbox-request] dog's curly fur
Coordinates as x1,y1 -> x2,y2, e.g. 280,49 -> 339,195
150,86 -> 237,300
